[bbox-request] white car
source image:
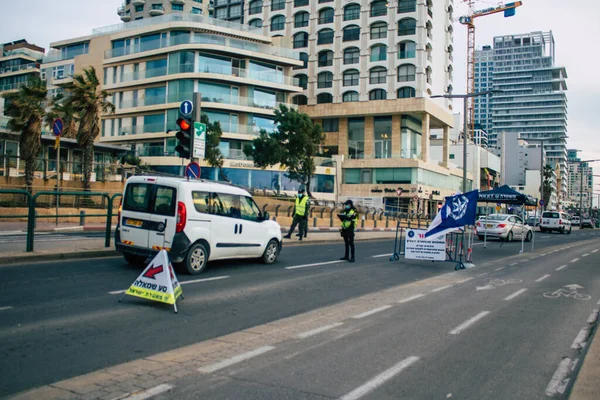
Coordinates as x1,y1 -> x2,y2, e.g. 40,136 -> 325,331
540,211 -> 572,234
571,216 -> 581,226
476,214 -> 533,242
116,176 -> 282,274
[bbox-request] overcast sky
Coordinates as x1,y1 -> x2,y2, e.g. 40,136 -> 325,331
2,0 -> 599,178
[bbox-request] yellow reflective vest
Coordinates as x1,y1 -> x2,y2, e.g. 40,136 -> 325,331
295,196 -> 309,216
341,209 -> 358,230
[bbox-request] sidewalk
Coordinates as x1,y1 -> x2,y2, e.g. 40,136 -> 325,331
569,317 -> 600,399
0,221 -> 112,234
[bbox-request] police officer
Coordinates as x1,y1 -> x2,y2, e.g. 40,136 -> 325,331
338,199 -> 358,262
283,186 -> 309,241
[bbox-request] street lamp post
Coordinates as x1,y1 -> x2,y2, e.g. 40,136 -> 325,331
432,90 -> 501,193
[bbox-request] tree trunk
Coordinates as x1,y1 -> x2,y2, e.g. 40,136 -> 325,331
83,144 -> 93,191
306,174 -> 312,198
24,157 -> 35,193
218,167 -> 230,183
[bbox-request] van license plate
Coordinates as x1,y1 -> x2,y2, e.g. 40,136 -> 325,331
126,219 -> 143,227
486,224 -> 494,228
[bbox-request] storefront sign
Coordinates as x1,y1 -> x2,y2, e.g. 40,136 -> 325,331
404,229 -> 446,261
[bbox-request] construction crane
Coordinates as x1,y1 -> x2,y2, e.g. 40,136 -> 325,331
459,1 -> 523,139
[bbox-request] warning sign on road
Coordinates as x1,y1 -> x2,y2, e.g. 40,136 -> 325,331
405,229 -> 446,261
121,250 -> 184,313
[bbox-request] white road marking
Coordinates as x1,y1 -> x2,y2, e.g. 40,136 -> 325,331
122,384 -> 174,400
535,275 -> 551,283
509,262 -> 518,266
198,346 -> 275,373
372,253 -> 393,258
108,276 -> 230,295
285,260 -> 342,270
545,358 -> 573,396
571,258 -> 580,263
0,306 -> 14,311
296,322 -> 344,339
339,356 -> 420,400
456,277 -> 474,284
432,285 -> 453,293
582,253 -> 590,257
571,328 -> 590,350
587,310 -> 599,324
504,288 -> 528,301
495,267 -> 506,271
449,311 -> 491,335
556,265 -> 568,271
398,293 -> 426,303
541,253 -> 548,256
352,305 -> 393,319
592,249 -> 598,253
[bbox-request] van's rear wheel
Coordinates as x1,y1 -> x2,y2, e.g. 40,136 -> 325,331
262,239 -> 279,264
185,243 -> 208,275
123,252 -> 146,265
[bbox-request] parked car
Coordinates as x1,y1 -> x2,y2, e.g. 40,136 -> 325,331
476,214 -> 533,242
526,216 -> 541,227
581,218 -> 594,229
540,211 -> 572,234
116,176 -> 283,274
571,216 -> 581,226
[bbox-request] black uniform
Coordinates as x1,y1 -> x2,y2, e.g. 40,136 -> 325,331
338,201 -> 358,262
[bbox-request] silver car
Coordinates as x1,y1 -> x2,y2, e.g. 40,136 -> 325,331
476,214 -> 533,242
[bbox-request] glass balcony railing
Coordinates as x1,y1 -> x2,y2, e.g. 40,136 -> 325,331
199,93 -> 297,110
118,95 -> 167,109
117,123 -> 167,136
0,81 -> 28,92
225,149 -> 252,160
104,30 -> 299,63
0,63 -> 39,75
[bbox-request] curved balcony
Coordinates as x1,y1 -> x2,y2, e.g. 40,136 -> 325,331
149,6 -> 165,16
132,0 -> 145,6
120,13 -> 131,22
171,0 -> 186,4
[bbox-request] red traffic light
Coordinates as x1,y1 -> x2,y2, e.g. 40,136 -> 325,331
177,117 -> 191,131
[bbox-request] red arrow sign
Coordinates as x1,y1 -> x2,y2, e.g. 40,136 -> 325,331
143,265 -> 164,279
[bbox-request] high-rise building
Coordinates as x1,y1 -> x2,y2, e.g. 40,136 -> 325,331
211,0 -> 245,23
475,31 -> 568,197
567,149 -> 594,212
473,45 -> 493,141
117,0 -> 209,22
245,0 -> 463,213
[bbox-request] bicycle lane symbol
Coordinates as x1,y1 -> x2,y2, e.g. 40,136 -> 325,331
543,284 -> 591,301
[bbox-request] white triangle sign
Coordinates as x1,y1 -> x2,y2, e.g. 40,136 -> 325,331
122,250 -> 184,313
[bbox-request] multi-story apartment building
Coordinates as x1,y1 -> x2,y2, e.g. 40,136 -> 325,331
211,0 -> 245,23
475,31 -> 568,197
41,14 -> 341,196
567,149 -> 594,212
245,0 -> 464,213
473,45 -> 493,142
117,0 -> 209,22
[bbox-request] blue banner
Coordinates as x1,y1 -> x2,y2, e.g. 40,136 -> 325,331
425,190 -> 479,238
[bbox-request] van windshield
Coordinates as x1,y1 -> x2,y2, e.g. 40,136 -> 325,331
542,212 -> 560,218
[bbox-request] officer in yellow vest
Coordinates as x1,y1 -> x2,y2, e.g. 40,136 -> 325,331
338,199 -> 358,262
283,186 -> 310,241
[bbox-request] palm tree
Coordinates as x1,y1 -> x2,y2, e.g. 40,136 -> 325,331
2,77 -> 47,192
64,66 -> 114,191
542,164 -> 554,206
45,94 -> 79,139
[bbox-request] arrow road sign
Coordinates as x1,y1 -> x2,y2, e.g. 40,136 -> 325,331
143,264 -> 164,279
52,118 -> 64,136
179,100 -> 193,116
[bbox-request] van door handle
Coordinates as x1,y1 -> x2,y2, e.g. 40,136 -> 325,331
234,224 -> 238,234
239,224 -> 243,234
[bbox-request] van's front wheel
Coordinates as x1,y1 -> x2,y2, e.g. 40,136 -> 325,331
262,239 -> 279,264
185,243 -> 208,275
123,252 -> 146,265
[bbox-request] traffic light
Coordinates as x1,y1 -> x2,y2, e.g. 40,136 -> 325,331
175,117 -> 193,159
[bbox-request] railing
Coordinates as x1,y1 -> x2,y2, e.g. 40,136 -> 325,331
0,63 -> 39,75
118,95 -> 167,109
42,50 -> 88,64
115,122 -> 263,137
102,24 -> 298,61
226,149 -> 252,160
0,116 -> 11,130
0,81 -> 28,92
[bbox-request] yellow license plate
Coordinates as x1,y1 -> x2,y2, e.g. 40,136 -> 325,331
486,224 -> 494,228
126,219 -> 143,227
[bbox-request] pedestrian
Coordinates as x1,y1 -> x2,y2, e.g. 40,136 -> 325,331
283,186 -> 309,241
338,199 -> 358,262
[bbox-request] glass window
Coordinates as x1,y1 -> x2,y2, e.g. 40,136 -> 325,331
198,53 -> 232,75
191,7 -> 202,14
319,8 -> 334,24
168,79 -> 194,103
318,29 -> 334,45
172,3 -> 183,11
370,44 -> 387,61
249,0 -> 263,14
322,118 -> 339,132
296,74 -> 308,89
249,18 -> 263,27
370,22 -> 387,39
254,89 -> 277,108
397,64 -> 416,82
318,50 -> 334,67
397,87 -> 416,98
343,25 -> 360,41
398,18 -> 417,35
295,0 -> 309,6
252,115 -> 276,132
192,191 -> 212,214
369,89 -> 387,100
272,0 -> 285,11
371,0 -> 387,17
135,5 -> 143,12
249,60 -> 283,84
343,69 -> 359,86
398,41 -> 416,59
240,196 -> 262,222
294,12 -> 309,27
344,4 -> 361,20
211,192 -> 242,219
271,15 -> 285,31
123,183 -> 153,213
398,0 -> 416,13
292,95 -> 308,105
343,91 -> 359,102
153,186 -> 177,216
144,113 -> 165,132
369,67 -> 386,84
317,72 -> 333,88
293,32 -> 309,48
198,81 -> 233,104
344,47 -> 360,64
316,93 -> 333,104
348,117 -> 364,159
145,86 -> 166,105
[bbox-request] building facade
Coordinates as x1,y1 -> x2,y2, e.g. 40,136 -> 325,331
475,31 -> 568,198
244,0 -> 464,213
118,0 -> 209,22
211,0 -> 245,23
473,45 -> 493,142
567,149 -> 594,212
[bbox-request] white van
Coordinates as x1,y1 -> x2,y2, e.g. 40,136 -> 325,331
540,211 -> 572,234
116,176 -> 282,274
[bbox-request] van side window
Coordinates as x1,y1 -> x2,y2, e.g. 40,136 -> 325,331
192,191 -> 212,214
211,192 -> 242,219
153,186 -> 177,216
123,183 -> 153,213
240,196 -> 261,222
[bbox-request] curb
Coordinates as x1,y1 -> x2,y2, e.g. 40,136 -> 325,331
0,249 -> 120,266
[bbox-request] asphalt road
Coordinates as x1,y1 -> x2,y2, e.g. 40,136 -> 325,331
1,229 -> 599,398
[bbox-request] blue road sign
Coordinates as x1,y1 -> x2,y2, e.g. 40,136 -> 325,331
539,199 -> 545,206
52,118 -> 64,136
185,162 -> 201,179
179,100 -> 193,116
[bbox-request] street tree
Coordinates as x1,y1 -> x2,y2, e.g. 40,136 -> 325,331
243,105 -> 324,196
542,164 -> 554,206
200,113 -> 226,181
45,94 -> 79,139
2,77 -> 47,192
63,66 -> 114,191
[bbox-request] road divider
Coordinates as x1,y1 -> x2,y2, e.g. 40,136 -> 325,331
108,275 -> 230,295
449,311 -> 490,335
